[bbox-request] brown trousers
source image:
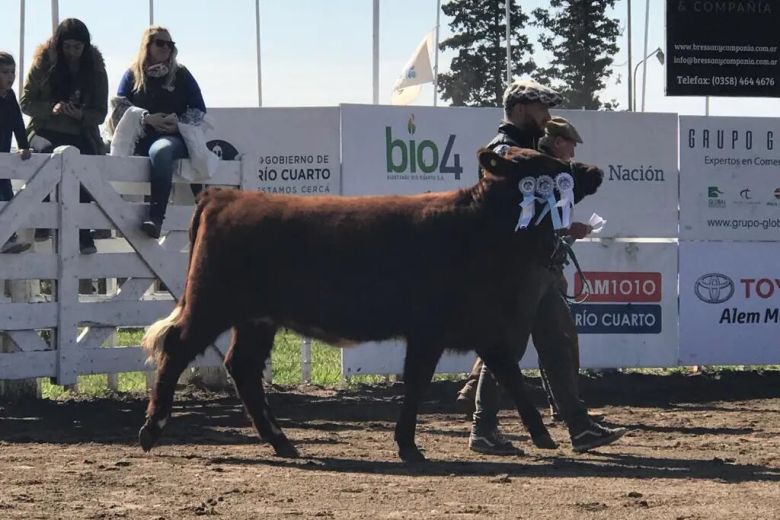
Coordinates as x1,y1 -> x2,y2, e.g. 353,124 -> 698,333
471,266 -> 589,435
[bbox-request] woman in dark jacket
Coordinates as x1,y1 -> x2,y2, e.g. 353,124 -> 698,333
117,25 -> 206,238
20,18 -> 108,253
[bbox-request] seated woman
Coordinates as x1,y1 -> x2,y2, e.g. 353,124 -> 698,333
20,18 -> 108,254
117,26 -> 206,238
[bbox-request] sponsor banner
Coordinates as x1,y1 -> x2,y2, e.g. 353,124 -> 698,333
680,241 -> 780,365
340,104 -> 500,196
205,107 -> 340,196
574,271 -> 662,302
342,241 -> 678,376
666,0 -> 780,98
571,304 -> 663,334
679,116 -> 780,240
563,242 -> 677,368
553,110 -> 679,238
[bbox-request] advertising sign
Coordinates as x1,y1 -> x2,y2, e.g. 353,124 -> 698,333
680,116 -> 780,240
555,110 -> 679,238
565,241 -> 678,368
205,107 -> 340,196
666,0 -> 780,97
342,241 -> 678,376
340,104 -> 501,196
680,241 -> 780,365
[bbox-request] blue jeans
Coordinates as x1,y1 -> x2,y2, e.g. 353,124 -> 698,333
147,135 -> 189,222
0,179 -> 13,202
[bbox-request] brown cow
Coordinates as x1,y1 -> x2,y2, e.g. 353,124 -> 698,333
139,147 -> 603,462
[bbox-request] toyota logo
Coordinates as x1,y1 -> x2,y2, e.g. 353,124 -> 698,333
694,273 -> 735,304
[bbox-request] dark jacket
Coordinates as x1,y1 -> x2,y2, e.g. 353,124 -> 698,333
486,122 -> 602,263
117,66 -> 205,156
20,43 -> 108,155
0,89 -> 29,153
486,121 -> 537,151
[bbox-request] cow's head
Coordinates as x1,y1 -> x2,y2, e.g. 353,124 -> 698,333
478,147 -> 603,197
478,146 -> 568,181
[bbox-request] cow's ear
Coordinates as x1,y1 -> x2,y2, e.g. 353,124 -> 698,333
477,148 -> 518,178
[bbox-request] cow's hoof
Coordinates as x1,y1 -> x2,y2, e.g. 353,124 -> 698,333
531,432 -> 558,450
398,445 -> 426,463
138,422 -> 161,452
273,440 -> 300,459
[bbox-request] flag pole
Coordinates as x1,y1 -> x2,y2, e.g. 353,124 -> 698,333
373,0 -> 379,104
433,0 -> 441,106
149,0 -> 154,25
640,0 -> 650,111
627,0 -> 632,111
506,0 -> 512,84
51,0 -> 58,33
18,0 -> 25,94
256,0 -> 262,107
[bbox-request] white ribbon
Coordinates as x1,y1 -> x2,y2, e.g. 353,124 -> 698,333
588,213 -> 607,233
515,176 -> 537,231
534,175 -> 563,229
555,172 -> 575,229
493,144 -> 511,157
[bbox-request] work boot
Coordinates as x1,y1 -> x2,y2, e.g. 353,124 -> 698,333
469,426 -> 523,456
34,228 -> 51,241
141,218 -> 163,239
79,230 -> 97,255
571,422 -> 627,453
1,234 -> 31,254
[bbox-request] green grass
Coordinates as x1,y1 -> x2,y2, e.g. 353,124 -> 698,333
40,329 -> 385,399
35,327 -> 780,399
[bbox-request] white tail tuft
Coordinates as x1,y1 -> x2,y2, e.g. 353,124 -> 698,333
141,306 -> 182,365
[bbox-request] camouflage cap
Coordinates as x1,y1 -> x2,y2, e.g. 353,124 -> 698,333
503,79 -> 562,110
545,116 -> 583,144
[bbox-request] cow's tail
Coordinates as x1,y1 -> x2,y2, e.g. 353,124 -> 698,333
141,306 -> 181,366
141,190 -> 211,366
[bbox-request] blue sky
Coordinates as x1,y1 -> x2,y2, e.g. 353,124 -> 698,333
1,0 -> 779,116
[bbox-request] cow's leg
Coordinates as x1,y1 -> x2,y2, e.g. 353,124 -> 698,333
139,323 -> 205,451
476,347 -> 557,449
394,339 -> 444,463
140,312 -> 228,452
224,321 -> 298,458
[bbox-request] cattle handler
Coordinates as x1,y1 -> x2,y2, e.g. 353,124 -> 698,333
463,79 -> 626,455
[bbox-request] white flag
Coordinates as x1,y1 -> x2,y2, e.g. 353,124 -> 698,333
391,33 -> 434,105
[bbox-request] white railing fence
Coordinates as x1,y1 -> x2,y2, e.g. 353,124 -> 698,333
0,147 -> 254,387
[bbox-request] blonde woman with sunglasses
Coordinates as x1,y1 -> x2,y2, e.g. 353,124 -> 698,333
117,26 -> 206,238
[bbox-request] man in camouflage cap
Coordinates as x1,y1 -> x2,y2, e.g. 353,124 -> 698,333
485,78 -> 563,154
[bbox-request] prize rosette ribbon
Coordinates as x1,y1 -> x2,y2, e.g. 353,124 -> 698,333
554,172 -> 575,230
515,176 -> 537,231
534,175 -> 563,229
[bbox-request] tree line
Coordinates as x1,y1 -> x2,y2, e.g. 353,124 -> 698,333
437,0 -> 620,110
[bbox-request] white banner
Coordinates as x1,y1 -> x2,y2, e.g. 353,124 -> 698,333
554,110 -> 679,238
680,116 -> 780,240
342,241 -> 679,376
340,104 -> 501,195
205,107 -> 340,196
680,241 -> 780,365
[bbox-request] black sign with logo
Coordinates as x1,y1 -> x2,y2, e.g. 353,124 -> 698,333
666,1 -> 780,97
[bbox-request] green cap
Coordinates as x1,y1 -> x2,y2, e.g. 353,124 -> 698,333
545,116 -> 583,143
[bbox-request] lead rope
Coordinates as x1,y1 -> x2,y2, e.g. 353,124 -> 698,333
558,238 -> 591,303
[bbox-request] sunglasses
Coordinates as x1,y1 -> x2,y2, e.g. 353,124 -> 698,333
152,39 -> 176,49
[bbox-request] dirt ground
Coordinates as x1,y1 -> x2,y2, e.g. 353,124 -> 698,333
1,371 -> 779,520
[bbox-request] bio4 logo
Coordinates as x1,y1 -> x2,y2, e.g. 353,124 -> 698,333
385,114 -> 463,179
